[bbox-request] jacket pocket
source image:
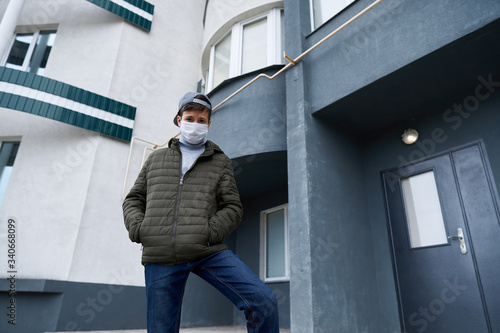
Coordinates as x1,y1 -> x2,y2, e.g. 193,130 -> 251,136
129,221 -> 142,243
205,219 -> 212,247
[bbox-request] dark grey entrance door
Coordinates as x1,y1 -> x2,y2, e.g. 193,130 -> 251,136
383,143 -> 500,333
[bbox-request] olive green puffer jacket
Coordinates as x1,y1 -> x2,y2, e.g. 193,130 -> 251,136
123,138 -> 243,265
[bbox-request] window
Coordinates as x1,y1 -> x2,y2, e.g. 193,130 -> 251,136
212,31 -> 232,90
207,9 -> 283,92
401,171 -> 448,248
260,204 -> 289,282
0,142 -> 20,207
2,30 -> 57,75
310,0 -> 356,30
241,17 -> 268,74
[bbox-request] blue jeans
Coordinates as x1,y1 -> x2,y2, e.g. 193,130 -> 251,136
144,249 -> 279,333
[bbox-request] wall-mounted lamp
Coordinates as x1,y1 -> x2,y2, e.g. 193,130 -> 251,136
402,128 -> 419,144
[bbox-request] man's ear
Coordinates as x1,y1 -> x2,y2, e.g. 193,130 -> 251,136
177,115 -> 182,126
207,120 -> 211,129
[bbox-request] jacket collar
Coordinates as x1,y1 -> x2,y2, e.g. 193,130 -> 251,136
168,137 -> 223,156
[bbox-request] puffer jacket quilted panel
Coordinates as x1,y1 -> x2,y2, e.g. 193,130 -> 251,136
123,139 -> 243,265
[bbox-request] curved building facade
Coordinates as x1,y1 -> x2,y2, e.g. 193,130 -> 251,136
1,0 -> 500,332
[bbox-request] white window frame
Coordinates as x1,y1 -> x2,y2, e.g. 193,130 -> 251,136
309,0 -> 356,31
207,8 -> 283,92
207,30 -> 233,93
1,29 -> 56,74
260,204 -> 289,283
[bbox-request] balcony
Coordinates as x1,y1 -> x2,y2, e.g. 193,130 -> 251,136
207,65 -> 287,199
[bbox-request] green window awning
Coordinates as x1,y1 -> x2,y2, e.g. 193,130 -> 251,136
86,0 -> 154,31
0,67 -> 136,142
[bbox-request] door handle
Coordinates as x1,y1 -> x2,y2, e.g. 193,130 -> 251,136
448,228 -> 467,254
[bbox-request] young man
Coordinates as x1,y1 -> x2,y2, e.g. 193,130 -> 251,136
123,92 -> 279,333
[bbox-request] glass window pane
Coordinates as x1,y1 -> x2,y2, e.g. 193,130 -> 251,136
266,209 -> 285,278
281,10 -> 285,64
401,171 -> 448,248
5,34 -> 34,70
212,32 -> 231,89
0,167 -> 13,206
312,0 -> 355,29
0,142 -> 20,207
28,31 -> 56,75
241,17 -> 267,74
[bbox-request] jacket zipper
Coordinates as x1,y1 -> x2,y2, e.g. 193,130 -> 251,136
171,177 -> 183,264
171,146 -> 209,264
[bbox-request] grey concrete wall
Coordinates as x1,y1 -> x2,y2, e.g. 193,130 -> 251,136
207,65 -> 287,159
307,121 -> 383,333
0,279 -> 146,332
304,0 -> 500,112
283,0 -> 316,331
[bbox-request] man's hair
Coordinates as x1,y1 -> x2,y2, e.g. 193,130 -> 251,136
179,94 -> 211,120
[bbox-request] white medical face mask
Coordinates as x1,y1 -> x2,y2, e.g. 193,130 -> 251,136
180,121 -> 209,145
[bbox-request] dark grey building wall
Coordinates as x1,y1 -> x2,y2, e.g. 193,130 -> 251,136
0,279 -> 146,333
283,1 -> 317,331
285,90 -> 388,331
1,292 -> 62,333
285,0 -> 387,330
307,120 -> 389,332
305,0 -> 500,111
207,65 -> 287,160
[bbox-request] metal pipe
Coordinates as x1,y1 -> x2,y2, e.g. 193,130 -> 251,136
121,133 -> 179,199
121,136 -> 159,199
121,0 -> 384,199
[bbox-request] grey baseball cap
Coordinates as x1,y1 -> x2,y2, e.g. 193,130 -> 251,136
173,92 -> 212,126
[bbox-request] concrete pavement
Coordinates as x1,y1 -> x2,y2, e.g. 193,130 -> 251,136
52,327 -> 291,333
